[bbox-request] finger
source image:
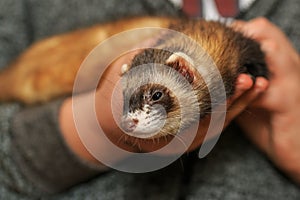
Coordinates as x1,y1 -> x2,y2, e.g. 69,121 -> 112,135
185,76 -> 264,152
260,39 -> 298,73
227,74 -> 254,106
240,18 -> 276,39
240,18 -> 291,45
230,20 -> 247,31
225,77 -> 269,125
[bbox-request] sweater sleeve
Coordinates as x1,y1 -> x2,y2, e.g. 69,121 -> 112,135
0,103 -> 46,196
0,0 -> 181,197
8,99 -> 105,195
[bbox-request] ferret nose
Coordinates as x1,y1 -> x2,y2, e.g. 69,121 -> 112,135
121,118 -> 139,133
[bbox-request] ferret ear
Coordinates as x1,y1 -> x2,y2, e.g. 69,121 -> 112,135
165,52 -> 195,84
121,63 -> 130,75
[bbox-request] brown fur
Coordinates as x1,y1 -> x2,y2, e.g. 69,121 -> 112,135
0,17 -> 267,105
0,17 -> 173,104
126,19 -> 267,121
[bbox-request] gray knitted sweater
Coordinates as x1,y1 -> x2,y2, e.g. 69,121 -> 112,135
0,0 -> 299,199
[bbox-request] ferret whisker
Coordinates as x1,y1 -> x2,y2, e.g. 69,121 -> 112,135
137,139 -> 142,152
111,101 -> 123,111
156,137 -> 160,145
151,137 -> 156,145
210,103 -> 228,106
117,133 -> 127,145
163,135 -> 168,143
99,76 -> 119,87
132,138 -> 144,152
242,108 -> 257,117
200,111 -> 229,116
179,157 -> 185,171
173,134 -> 188,151
202,110 -> 228,114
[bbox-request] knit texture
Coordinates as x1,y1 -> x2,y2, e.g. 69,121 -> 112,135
0,0 -> 299,199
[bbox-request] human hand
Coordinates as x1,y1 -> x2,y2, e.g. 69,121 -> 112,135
60,25 -> 269,166
95,50 -> 268,155
233,17 -> 300,184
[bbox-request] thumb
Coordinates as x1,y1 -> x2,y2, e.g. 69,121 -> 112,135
225,77 -> 268,127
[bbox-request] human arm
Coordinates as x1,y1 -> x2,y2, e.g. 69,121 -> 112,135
59,49 -> 268,162
0,0 -> 182,196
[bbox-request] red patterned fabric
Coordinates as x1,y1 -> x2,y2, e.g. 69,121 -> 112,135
215,0 -> 239,17
182,0 -> 202,17
182,0 -> 241,18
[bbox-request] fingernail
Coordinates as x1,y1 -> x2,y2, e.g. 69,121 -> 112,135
236,74 -> 254,89
255,78 -> 268,92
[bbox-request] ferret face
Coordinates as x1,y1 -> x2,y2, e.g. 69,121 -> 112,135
121,83 -> 175,138
119,49 -> 202,138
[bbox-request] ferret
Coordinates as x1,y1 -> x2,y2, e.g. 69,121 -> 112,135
0,17 -> 268,139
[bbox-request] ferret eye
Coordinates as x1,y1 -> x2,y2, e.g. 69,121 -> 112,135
152,91 -> 163,101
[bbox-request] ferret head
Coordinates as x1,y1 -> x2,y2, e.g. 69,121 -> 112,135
119,49 -> 201,139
